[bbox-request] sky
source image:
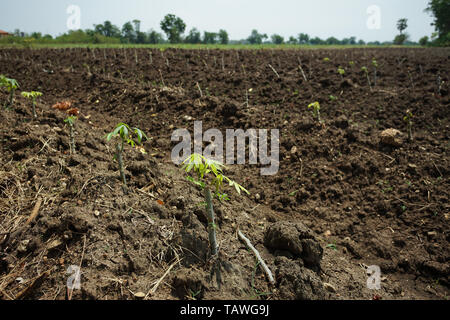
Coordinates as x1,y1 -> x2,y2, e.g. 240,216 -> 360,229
0,0 -> 436,42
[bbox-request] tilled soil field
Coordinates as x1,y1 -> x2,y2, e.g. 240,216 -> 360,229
0,47 -> 449,300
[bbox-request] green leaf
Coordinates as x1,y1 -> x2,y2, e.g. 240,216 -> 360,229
186,176 -> 205,189
135,128 -> 143,143
234,182 -> 241,195
121,125 -> 129,140
185,162 -> 194,173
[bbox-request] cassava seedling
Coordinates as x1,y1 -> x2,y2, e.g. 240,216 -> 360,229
361,67 -> 372,90
0,75 -> 19,108
308,101 -> 321,122
372,59 -> 378,86
106,123 -> 147,194
436,75 -> 443,95
21,91 -> 43,118
403,109 -> 413,141
182,153 -> 249,256
337,67 -> 345,80
64,115 -> 77,155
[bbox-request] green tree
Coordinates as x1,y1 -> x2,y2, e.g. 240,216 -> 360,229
185,28 -> 202,44
397,18 -> 408,35
148,29 -> 164,44
136,32 -> 146,44
394,34 -> 409,45
326,36 -> 340,45
94,21 -> 121,38
31,32 -> 42,39
203,31 -> 218,44
247,29 -> 268,44
425,0 -> 450,45
288,36 -> 298,44
425,0 -> 450,37
160,14 -> 186,43
121,22 -> 135,43
131,20 -> 146,44
218,29 -> 229,44
309,36 -> 324,45
419,36 -> 429,46
298,33 -> 310,44
271,34 -> 284,44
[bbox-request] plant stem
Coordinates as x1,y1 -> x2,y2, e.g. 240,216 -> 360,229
373,68 -> 377,86
245,88 -> 249,108
32,98 -> 37,118
69,123 -> 76,154
196,82 -> 203,98
366,73 -> 372,91
315,109 -> 321,122
116,141 -> 128,194
408,122 -> 413,141
238,230 -> 275,284
205,188 -> 218,256
7,89 -> 14,108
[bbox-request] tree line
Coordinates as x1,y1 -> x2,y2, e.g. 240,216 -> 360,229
2,1 -> 449,47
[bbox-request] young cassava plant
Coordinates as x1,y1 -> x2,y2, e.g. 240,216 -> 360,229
182,154 -> 249,256
372,59 -> 378,86
0,75 -> 19,108
21,91 -> 43,118
106,123 -> 147,194
361,67 -> 372,90
308,101 -> 321,122
64,115 -> 77,155
337,67 -> 345,81
403,109 -> 413,141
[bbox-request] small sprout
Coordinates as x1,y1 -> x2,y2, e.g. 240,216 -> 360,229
436,75 -> 443,95
182,153 -> 249,256
106,123 -> 148,194
372,59 -> 378,86
329,95 -> 337,101
0,75 -> 19,108
403,109 -> 413,141
323,57 -> 330,62
21,91 -> 43,118
349,61 -> 355,67
337,66 -> 345,80
372,59 -> 378,68
308,101 -> 321,122
64,115 -> 77,155
64,115 -> 77,126
361,67 -> 372,90
53,101 -> 79,154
